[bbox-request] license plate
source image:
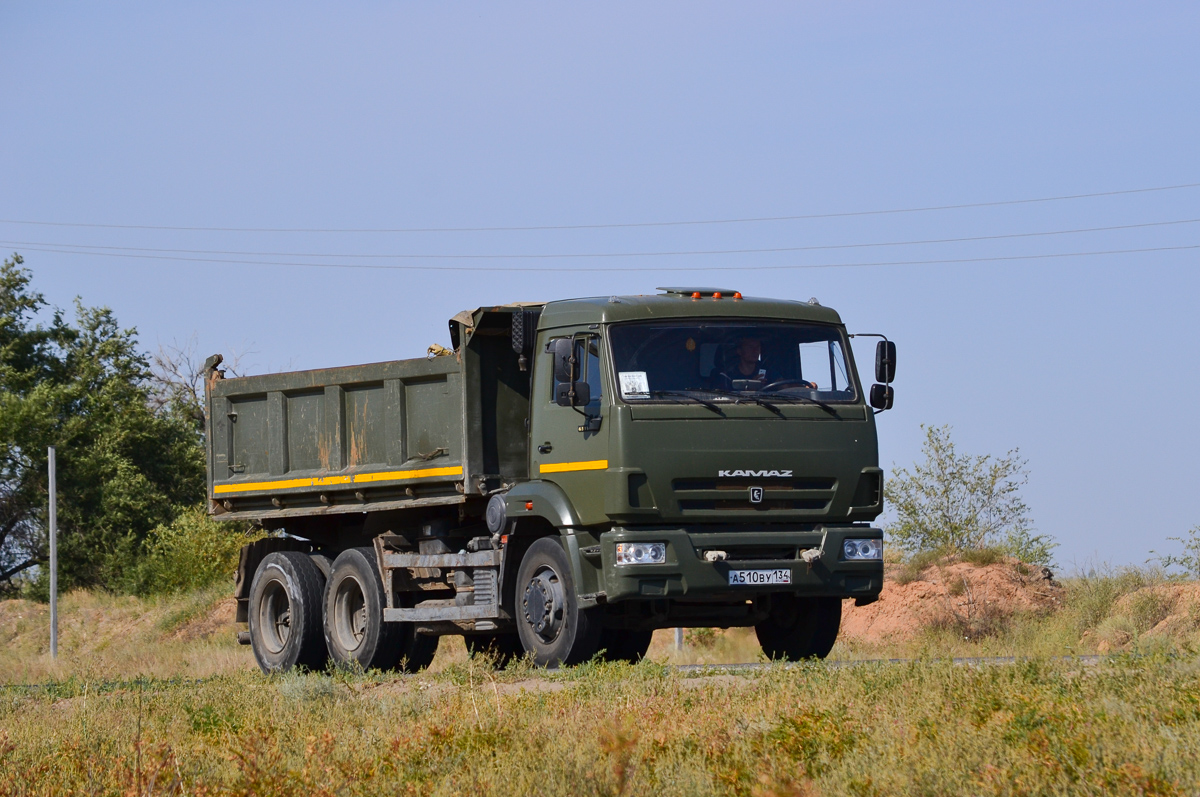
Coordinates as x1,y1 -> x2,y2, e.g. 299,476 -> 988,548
728,568 -> 792,586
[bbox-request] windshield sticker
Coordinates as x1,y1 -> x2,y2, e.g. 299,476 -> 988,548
619,371 -> 650,398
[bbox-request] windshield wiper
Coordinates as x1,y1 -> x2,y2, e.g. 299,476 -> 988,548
758,391 -> 839,416
646,390 -> 725,415
700,388 -> 785,417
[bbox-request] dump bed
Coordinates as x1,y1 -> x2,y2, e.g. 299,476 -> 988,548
206,306 -> 536,522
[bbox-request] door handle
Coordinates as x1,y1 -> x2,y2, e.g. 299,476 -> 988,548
538,443 -> 553,454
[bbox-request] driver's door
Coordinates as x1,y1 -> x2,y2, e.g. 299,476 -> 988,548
530,329 -> 609,524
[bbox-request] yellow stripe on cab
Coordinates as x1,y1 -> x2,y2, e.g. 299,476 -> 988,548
539,459 -> 609,474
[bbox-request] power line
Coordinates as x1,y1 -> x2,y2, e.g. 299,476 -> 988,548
1,182 -> 1197,234
3,217 -> 1198,261
9,242 -> 1198,273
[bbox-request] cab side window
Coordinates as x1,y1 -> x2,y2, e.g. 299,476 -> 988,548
550,335 -> 603,413
797,340 -> 853,393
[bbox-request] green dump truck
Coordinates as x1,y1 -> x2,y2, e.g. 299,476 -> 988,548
205,288 -> 896,672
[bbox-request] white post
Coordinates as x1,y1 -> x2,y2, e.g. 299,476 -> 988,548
48,446 -> 57,659
674,627 -> 683,651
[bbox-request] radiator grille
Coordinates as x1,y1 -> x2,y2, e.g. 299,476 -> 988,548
672,477 -> 836,513
677,498 -> 829,511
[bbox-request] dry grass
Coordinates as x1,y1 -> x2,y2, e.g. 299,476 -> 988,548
2,654 -> 1199,796
0,587 -> 255,684
4,570 -> 1200,795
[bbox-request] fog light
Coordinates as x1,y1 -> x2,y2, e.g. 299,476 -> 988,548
615,542 -> 667,565
842,538 -> 882,560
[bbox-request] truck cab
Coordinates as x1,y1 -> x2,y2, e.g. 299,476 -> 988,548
209,288 -> 894,671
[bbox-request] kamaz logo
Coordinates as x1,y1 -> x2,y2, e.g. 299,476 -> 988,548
718,469 -> 792,478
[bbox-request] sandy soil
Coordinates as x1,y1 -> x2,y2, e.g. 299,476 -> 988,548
840,558 -> 1063,644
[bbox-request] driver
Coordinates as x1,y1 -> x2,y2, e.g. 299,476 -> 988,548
730,337 -> 768,382
720,336 -> 816,389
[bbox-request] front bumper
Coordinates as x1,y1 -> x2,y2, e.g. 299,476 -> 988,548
599,526 -> 883,603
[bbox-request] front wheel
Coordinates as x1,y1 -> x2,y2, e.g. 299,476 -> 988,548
755,595 -> 842,661
514,538 -> 602,668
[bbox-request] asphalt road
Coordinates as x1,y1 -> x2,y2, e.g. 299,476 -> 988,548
674,654 -> 1107,673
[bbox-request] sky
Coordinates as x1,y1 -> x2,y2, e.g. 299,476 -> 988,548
2,2 -> 1198,569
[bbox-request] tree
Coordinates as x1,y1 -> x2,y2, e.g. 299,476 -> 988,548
885,424 -> 1055,565
147,334 -> 245,433
0,254 -> 206,594
0,254 -> 70,585
1149,525 -> 1200,579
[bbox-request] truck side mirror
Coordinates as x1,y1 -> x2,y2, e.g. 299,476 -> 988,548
875,340 -> 896,383
555,381 -> 591,407
552,338 -> 575,383
869,383 -> 894,410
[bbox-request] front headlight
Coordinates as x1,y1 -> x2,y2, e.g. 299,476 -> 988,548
842,538 -> 883,560
615,542 -> 667,565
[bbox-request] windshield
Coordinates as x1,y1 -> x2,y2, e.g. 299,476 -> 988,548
609,320 -> 858,403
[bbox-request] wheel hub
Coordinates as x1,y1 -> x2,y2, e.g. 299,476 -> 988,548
259,580 -> 292,654
523,566 -> 565,643
333,576 -> 369,653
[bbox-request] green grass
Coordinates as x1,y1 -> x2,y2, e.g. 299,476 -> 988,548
892,548 -> 946,585
2,655 -> 1199,796
959,546 -> 1008,567
4,566 -> 1200,795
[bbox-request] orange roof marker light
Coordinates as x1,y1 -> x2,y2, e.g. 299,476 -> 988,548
658,287 -> 741,299
733,292 -> 743,300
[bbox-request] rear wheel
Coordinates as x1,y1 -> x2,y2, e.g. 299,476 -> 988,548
323,547 -> 437,672
599,628 -> 654,663
400,631 -> 439,672
515,537 -> 602,668
466,633 -> 525,668
248,551 -> 328,673
755,595 -> 842,661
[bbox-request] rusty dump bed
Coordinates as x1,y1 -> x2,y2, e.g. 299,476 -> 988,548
205,306 -> 538,522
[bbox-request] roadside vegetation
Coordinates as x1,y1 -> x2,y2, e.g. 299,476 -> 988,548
0,255 -> 251,599
2,641 -> 1199,795
884,424 -> 1055,566
4,557 -> 1198,794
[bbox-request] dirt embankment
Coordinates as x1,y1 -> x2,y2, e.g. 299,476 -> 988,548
1084,582 -> 1200,652
170,597 -> 238,642
840,557 -> 1063,644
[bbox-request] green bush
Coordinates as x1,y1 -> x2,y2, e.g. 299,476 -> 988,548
125,505 -> 263,595
885,425 -> 1056,566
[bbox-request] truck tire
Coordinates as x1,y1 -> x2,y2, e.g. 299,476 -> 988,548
248,551 -> 328,673
755,595 -> 842,661
515,537 -> 602,668
323,547 -> 437,672
401,632 -> 440,673
599,628 -> 654,663
465,633 -> 525,668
